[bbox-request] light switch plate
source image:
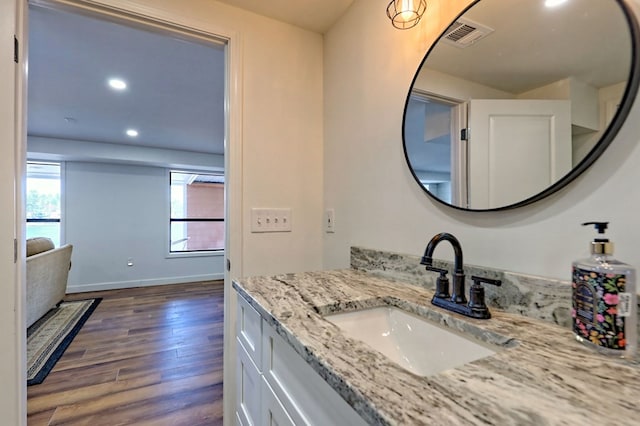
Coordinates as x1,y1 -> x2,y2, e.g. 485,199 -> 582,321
251,208 -> 292,233
325,209 -> 335,233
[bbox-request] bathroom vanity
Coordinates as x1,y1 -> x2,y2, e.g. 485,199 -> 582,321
233,267 -> 640,425
230,0 -> 640,421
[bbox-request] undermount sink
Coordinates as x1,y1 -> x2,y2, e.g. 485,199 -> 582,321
325,306 -> 498,377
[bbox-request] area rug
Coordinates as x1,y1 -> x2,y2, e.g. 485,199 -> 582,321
27,298 -> 101,386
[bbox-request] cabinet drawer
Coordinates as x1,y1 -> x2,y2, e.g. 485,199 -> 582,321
262,320 -> 367,426
236,293 -> 262,369
236,337 -> 261,426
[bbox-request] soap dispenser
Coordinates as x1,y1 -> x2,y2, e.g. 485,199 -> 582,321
572,222 -> 637,358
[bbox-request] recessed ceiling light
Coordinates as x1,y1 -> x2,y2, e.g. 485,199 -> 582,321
545,0 -> 568,7
108,78 -> 127,90
126,129 -> 139,137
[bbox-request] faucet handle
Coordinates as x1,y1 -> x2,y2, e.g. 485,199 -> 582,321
470,276 -> 502,287
467,276 -> 502,319
425,265 -> 448,274
425,266 -> 450,299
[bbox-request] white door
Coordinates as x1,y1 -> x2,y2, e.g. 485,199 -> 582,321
467,99 -> 571,209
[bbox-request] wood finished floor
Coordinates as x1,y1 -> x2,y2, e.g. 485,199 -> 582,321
27,281 -> 224,426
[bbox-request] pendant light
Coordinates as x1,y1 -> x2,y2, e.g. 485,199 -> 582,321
386,0 -> 427,30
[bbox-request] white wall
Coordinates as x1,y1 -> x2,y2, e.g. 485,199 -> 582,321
518,77 -> 600,131
415,67 -> 513,100
323,0 -> 640,283
575,81 -> 629,160
63,161 -> 223,292
237,14 -> 324,277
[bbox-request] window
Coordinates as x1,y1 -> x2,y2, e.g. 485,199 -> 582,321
26,162 -> 62,246
170,171 -> 224,253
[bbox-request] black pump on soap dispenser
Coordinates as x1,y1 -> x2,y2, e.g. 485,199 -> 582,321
572,222 -> 637,358
583,221 -> 613,256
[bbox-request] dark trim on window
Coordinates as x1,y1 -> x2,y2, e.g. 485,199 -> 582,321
26,218 -> 61,223
170,218 -> 224,222
171,248 -> 224,253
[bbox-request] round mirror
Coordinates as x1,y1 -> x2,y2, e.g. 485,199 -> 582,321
403,0 -> 640,211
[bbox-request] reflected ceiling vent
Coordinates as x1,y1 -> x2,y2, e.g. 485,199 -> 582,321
441,17 -> 494,48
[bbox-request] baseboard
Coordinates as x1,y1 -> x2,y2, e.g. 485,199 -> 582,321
66,273 -> 224,293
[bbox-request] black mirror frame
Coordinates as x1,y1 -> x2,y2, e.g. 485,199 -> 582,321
402,0 -> 640,212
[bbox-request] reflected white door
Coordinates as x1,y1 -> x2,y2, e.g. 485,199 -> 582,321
468,99 -> 571,209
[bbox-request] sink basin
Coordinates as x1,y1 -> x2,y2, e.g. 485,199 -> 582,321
325,306 -> 498,377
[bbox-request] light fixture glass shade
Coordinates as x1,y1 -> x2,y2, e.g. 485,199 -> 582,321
387,0 -> 427,30
544,0 -> 568,7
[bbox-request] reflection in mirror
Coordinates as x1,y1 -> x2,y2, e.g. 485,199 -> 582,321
403,0 -> 638,210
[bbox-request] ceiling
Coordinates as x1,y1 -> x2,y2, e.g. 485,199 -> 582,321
424,0 -> 631,93
216,0 -> 355,34
27,1 -> 354,156
28,5 -> 226,155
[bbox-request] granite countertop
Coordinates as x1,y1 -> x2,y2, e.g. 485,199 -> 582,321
232,269 -> 640,425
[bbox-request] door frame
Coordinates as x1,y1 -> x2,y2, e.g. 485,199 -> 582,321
3,0 -> 28,423
408,90 -> 467,207
14,1 -> 244,424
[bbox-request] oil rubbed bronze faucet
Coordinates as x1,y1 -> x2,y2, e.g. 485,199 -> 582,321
420,232 -> 501,319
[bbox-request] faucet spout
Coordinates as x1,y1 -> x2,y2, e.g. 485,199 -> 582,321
421,232 -> 464,275
421,232 -> 466,304
421,232 -> 501,320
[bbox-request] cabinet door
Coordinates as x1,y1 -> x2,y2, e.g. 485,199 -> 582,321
261,377 -> 296,426
236,293 -> 262,368
236,339 -> 261,426
262,320 -> 367,426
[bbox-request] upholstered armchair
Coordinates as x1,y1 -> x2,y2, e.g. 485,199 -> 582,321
26,237 -> 73,328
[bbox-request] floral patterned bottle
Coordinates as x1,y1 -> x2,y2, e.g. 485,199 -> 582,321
572,222 -> 636,358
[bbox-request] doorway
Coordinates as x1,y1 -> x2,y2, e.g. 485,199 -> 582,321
27,3 -> 228,292
17,0 -> 242,423
405,91 -> 467,206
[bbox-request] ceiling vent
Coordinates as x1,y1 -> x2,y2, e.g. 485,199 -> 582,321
441,17 -> 494,48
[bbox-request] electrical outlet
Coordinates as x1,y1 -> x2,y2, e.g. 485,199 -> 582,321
325,209 -> 335,233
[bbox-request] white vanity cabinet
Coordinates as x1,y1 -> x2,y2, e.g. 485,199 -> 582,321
235,292 -> 367,426
236,293 -> 263,426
